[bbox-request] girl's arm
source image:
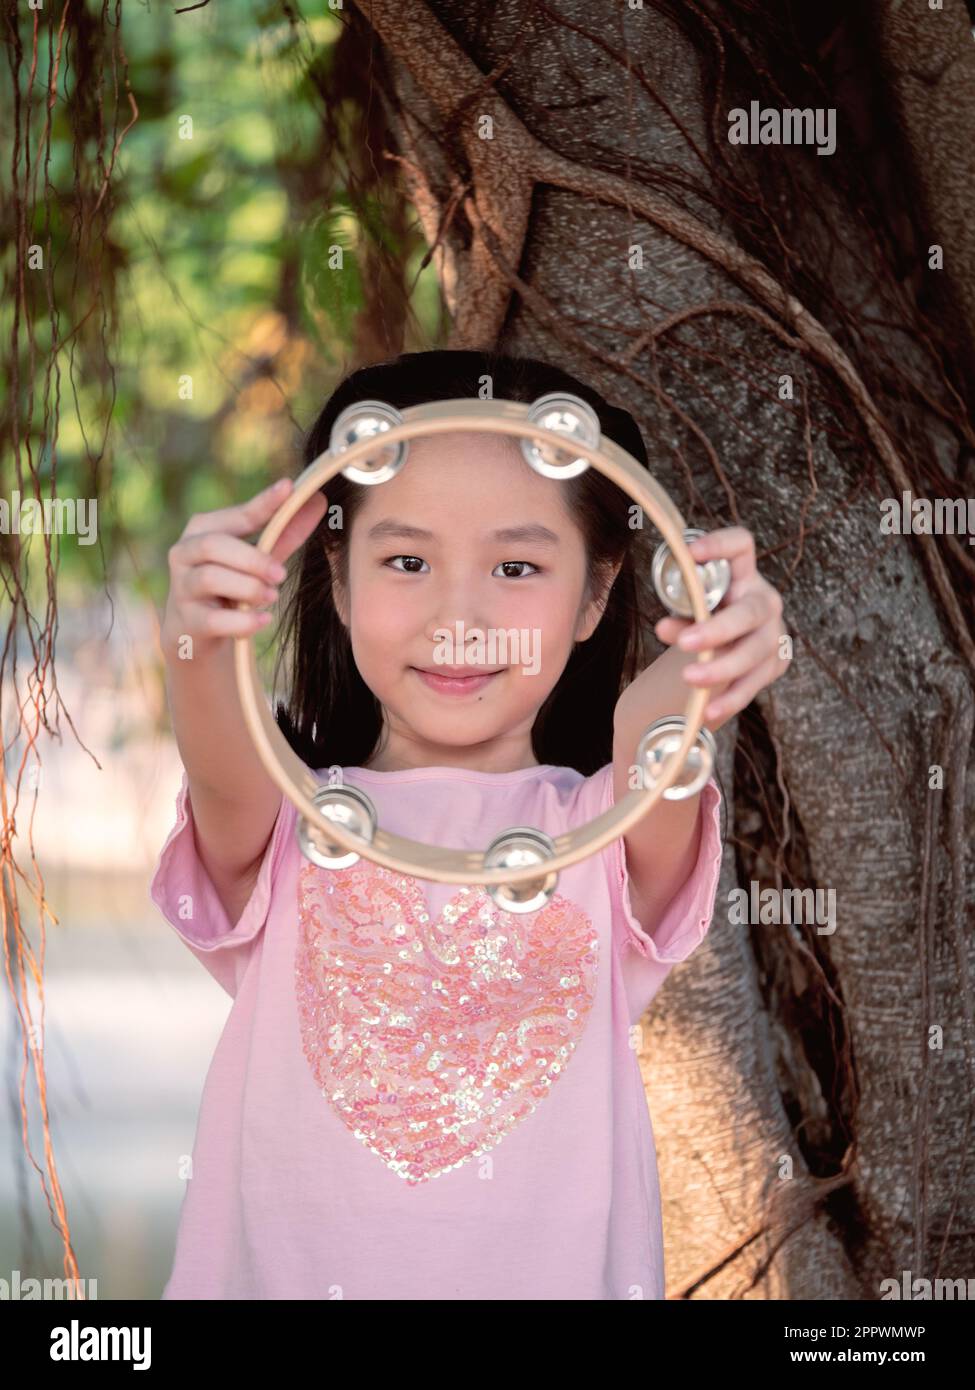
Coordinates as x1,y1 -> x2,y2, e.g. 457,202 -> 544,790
612,527 -> 788,936
162,637 -> 288,927
160,478 -> 327,925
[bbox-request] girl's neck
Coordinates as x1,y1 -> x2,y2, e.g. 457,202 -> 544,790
363,733 -> 540,775
362,754 -> 541,773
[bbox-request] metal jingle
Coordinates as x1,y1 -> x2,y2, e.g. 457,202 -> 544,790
635,716 -> 717,801
295,783 -> 378,869
482,825 -> 559,914
520,392 -> 600,480
329,400 -> 407,485
651,527 -> 731,618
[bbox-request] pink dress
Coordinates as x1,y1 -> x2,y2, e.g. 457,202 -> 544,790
148,761 -> 723,1300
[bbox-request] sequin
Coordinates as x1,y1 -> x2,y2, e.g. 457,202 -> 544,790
295,858 -> 599,1185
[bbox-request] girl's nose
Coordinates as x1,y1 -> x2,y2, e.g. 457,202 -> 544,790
423,577 -> 493,645
424,617 -> 490,645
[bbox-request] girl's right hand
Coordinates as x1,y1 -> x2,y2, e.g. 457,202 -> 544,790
161,477 -> 328,655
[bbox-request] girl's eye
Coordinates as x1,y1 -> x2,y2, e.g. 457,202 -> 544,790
385,555 -> 428,574
384,557 -> 539,578
493,561 -> 539,579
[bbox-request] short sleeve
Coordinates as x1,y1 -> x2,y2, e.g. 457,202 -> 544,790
148,769 -> 296,997
576,761 -> 723,965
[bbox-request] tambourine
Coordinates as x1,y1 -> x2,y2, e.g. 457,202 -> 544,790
233,394 -> 730,913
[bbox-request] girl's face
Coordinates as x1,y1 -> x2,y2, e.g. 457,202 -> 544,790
329,430 -> 617,771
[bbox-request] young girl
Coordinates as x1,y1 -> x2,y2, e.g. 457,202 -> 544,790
150,349 -> 787,1300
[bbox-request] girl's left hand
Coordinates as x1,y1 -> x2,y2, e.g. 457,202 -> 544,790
654,526 -> 790,724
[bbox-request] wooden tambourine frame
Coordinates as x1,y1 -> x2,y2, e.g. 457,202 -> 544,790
232,397 -> 715,888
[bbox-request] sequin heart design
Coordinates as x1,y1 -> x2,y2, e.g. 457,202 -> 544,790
295,858 -> 598,1185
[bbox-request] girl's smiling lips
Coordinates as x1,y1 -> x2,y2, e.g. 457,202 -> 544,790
410,665 -> 503,695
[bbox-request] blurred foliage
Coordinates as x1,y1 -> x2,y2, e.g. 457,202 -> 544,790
1,1 -> 444,608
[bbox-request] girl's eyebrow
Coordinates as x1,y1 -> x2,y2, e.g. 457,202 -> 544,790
365,520 -> 560,546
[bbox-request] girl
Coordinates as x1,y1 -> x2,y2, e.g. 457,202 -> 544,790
151,349 -> 787,1300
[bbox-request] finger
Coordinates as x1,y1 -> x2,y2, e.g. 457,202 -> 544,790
703,653 -> 781,720
654,614 -> 695,645
267,490 -> 329,567
174,531 -> 289,586
685,526 -> 757,586
184,603 -> 275,638
683,626 -> 775,686
183,562 -> 281,608
182,477 -> 295,541
677,587 -> 772,650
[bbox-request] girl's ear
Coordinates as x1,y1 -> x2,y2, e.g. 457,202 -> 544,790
326,546 -> 350,629
575,558 -> 622,643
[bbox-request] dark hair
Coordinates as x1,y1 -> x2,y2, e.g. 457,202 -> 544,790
272,349 -> 654,777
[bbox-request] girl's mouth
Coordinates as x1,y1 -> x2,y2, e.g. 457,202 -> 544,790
410,667 -> 502,696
